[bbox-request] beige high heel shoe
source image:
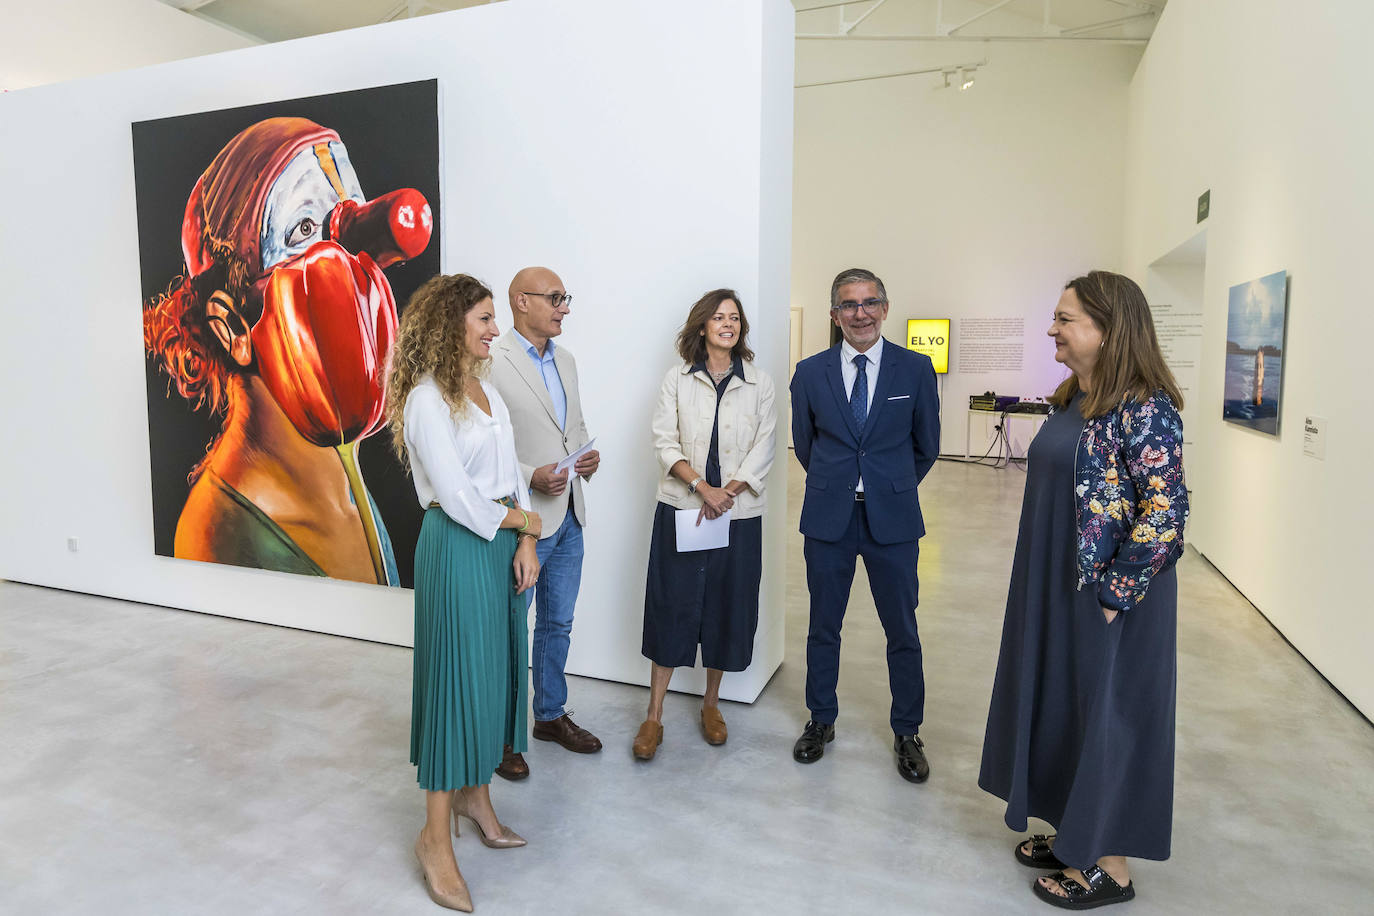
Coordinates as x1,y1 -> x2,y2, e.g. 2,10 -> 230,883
452,787 -> 527,849
414,834 -> 474,912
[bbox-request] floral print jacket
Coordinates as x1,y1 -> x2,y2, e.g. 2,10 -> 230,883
1059,391 -> 1188,611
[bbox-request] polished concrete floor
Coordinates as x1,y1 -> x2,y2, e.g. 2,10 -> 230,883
3,460 -> 1373,915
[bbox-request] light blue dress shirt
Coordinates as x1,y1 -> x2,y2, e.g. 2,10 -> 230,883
511,328 -> 567,430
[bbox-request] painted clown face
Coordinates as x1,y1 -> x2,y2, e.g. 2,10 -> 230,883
181,118 -> 432,447
259,141 -> 365,271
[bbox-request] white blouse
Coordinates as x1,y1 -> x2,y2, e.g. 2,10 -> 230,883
403,376 -> 532,541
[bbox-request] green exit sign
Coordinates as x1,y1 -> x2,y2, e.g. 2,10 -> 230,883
1197,189 -> 1210,223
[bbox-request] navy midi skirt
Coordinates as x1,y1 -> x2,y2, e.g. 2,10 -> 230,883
641,501 -> 762,672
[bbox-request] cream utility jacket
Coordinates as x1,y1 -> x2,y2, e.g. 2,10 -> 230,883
652,361 -> 777,519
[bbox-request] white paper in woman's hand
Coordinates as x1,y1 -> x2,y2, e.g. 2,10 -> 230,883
675,508 -> 730,551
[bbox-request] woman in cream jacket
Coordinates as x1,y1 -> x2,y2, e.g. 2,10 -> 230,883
633,288 -> 776,761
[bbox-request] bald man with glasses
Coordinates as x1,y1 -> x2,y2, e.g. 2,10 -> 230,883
489,266 -> 602,779
789,267 -> 940,784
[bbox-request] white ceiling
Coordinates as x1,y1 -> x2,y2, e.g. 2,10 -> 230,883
795,0 -> 1167,42
159,0 -> 502,43
159,0 -> 1167,45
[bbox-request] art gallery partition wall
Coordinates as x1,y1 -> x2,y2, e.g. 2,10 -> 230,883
1123,0 -> 1374,721
0,0 -> 795,703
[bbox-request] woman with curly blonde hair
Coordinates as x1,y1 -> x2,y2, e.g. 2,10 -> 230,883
387,273 -> 542,912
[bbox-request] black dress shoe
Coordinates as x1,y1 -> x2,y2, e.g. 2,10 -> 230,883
792,720 -> 835,763
895,733 -> 930,783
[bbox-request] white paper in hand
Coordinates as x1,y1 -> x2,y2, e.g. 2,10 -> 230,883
674,508 -> 730,552
554,437 -> 596,476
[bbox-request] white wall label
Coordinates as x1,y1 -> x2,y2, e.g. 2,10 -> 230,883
1148,303 -> 1203,395
1303,415 -> 1327,460
957,317 -> 1025,373
1149,301 -> 1203,446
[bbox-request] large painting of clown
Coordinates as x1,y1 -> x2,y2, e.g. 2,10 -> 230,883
135,80 -> 440,587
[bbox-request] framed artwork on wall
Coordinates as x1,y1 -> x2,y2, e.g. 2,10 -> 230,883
135,80 -> 440,587
1221,269 -> 1289,437
905,318 -> 950,374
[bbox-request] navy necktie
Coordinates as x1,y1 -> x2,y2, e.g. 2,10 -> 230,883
850,354 -> 869,431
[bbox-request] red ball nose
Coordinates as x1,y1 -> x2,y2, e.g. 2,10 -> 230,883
326,188 -> 433,269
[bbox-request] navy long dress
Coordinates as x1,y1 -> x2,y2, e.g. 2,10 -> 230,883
978,394 -> 1178,871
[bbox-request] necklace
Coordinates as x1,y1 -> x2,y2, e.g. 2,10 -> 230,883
708,366 -> 731,384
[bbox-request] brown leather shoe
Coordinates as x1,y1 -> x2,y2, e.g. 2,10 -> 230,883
532,713 -> 602,754
632,720 -> 664,761
700,706 -> 727,745
494,744 -> 528,781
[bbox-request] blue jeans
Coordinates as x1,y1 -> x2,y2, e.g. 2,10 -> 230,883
528,506 -> 584,722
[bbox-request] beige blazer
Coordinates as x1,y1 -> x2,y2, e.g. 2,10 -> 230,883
652,361 -> 776,520
488,330 -> 591,534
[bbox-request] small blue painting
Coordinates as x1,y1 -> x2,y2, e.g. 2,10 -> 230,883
1222,269 -> 1289,436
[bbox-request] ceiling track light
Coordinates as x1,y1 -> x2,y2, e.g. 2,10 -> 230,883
932,62 -> 980,91
796,59 -> 986,91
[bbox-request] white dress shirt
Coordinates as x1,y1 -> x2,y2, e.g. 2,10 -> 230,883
840,336 -> 884,493
403,376 -> 532,541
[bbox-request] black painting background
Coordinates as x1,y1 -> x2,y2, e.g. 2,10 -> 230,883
133,80 -> 440,588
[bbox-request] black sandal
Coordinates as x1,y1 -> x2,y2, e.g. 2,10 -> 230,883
1016,834 -> 1066,869
1032,866 -> 1135,910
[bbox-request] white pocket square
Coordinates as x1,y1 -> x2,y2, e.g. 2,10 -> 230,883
887,394 -> 911,400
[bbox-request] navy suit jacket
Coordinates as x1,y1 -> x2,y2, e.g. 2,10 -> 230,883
790,339 -> 940,545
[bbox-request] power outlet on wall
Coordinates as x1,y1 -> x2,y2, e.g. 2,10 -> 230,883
67,537 -> 79,553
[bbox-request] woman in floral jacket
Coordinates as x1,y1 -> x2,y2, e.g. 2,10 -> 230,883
979,270 -> 1187,911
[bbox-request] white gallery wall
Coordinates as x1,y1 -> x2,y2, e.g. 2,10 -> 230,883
0,0 -> 257,90
792,3 -> 1142,455
1123,0 -> 1374,719
0,0 -> 794,702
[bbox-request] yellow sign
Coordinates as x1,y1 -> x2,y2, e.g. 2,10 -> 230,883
905,319 -> 950,374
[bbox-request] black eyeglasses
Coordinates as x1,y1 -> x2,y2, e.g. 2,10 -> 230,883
832,298 -> 886,317
523,291 -> 573,309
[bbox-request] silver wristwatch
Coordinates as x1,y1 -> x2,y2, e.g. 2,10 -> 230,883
687,476 -> 703,494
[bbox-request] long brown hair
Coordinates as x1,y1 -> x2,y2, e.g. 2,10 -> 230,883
675,288 -> 755,365
385,273 -> 493,468
1050,270 -> 1184,418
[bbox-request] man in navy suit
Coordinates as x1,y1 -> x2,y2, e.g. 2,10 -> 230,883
789,267 -> 940,783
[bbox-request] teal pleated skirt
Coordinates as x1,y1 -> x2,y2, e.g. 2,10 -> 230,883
411,507 -> 529,791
